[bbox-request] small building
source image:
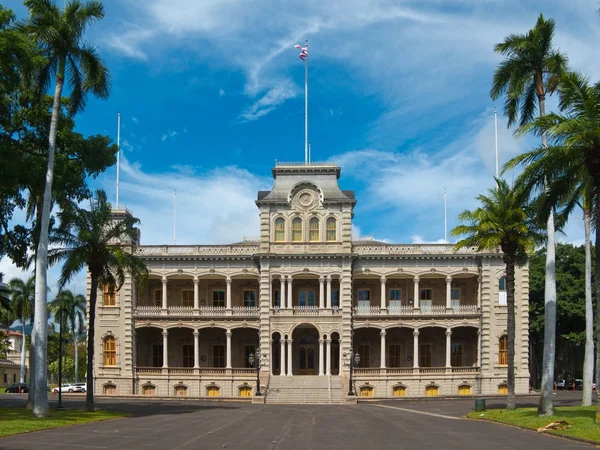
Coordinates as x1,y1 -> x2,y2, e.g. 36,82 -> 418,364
0,359 -> 21,388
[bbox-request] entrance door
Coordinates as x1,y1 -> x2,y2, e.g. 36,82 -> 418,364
298,336 -> 316,375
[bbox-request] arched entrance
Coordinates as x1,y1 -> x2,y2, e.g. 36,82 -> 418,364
292,325 -> 320,375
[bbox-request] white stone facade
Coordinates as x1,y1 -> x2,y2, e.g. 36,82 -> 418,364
90,163 -> 529,400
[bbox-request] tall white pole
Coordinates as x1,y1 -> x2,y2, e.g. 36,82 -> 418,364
173,190 -> 177,245
116,111 -> 121,209
494,107 -> 499,178
304,40 -> 308,165
444,188 -> 447,242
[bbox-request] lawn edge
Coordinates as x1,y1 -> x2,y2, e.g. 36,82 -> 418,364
465,414 -> 600,447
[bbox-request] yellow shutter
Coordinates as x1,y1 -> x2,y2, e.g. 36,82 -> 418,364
426,386 -> 439,397
393,386 -> 406,397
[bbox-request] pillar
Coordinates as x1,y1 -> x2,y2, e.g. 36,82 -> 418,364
319,339 -> 324,375
319,277 -> 325,310
380,330 -> 386,369
280,276 -> 286,309
476,329 -> 481,367
162,277 -> 168,310
339,339 -> 343,373
287,339 -> 293,375
193,277 -> 199,309
413,330 -> 419,368
226,277 -> 232,310
445,328 -> 452,368
287,277 -> 293,309
477,276 -> 482,309
269,339 -> 274,375
280,338 -> 286,376
326,339 -> 332,376
380,277 -> 387,311
326,276 -> 332,309
413,277 -> 419,311
193,330 -> 200,368
446,276 -> 452,310
226,330 -> 232,369
162,330 -> 168,368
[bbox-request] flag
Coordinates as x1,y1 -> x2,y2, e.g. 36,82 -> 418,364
295,44 -> 308,61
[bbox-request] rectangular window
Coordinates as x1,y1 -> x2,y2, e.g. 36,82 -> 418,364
388,344 -> 401,368
244,290 -> 257,307
499,337 -> 508,366
213,290 -> 225,307
152,344 -> 163,367
182,344 -> 194,367
103,286 -> 116,306
420,299 -> 432,312
357,344 -> 370,368
419,288 -> 432,300
389,289 -> 401,301
154,289 -> 162,307
451,343 -> 462,367
309,219 -> 319,242
357,289 -> 370,309
331,290 -> 340,308
274,219 -> 285,242
451,288 -> 460,300
274,290 -> 280,308
213,345 -> 225,368
419,344 -> 432,367
3,373 -> 6,383
292,219 -> 302,242
244,345 -> 256,368
182,290 -> 194,307
299,290 -> 316,307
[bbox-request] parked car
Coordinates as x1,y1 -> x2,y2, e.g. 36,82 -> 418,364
556,379 -> 566,390
73,383 -> 86,393
5,383 -> 28,393
52,384 -> 75,393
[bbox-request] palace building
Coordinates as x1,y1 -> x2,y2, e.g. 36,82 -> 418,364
90,163 -> 529,402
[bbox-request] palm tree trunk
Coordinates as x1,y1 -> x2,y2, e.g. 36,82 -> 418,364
538,94 -> 557,417
506,257 -> 516,410
86,273 -> 98,412
32,57 -> 65,417
582,207 -> 594,406
19,317 -> 26,384
594,185 -> 600,423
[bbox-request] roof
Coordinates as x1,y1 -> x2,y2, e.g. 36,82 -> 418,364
0,359 -> 20,368
7,331 -> 23,337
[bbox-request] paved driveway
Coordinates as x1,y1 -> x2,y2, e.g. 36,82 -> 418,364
0,393 -> 594,450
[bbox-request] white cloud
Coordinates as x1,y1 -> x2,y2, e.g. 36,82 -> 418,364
132,117 -> 139,123
219,88 -> 226,97
239,81 -> 298,121
161,131 -> 178,142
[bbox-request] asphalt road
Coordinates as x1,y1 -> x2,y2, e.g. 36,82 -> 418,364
0,392 -> 595,450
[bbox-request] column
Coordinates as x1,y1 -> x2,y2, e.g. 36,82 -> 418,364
319,339 -> 325,375
269,340 -> 274,375
380,277 -> 387,311
287,339 -> 293,375
162,330 -> 168,368
380,330 -> 386,369
226,330 -> 232,369
413,330 -> 419,369
325,339 -> 332,376
413,277 -> 419,311
287,277 -> 293,310
339,339 -> 343,372
280,339 -> 286,376
445,328 -> 452,368
476,330 -> 481,367
193,277 -> 199,309
326,276 -> 332,309
162,277 -> 168,310
477,276 -> 482,309
319,277 -> 325,310
193,330 -> 200,368
280,276 -> 286,309
446,276 -> 452,310
226,277 -> 232,310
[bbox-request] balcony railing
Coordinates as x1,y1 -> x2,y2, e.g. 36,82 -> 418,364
271,306 -> 343,315
293,306 -> 319,316
135,367 -> 256,375
132,306 -> 258,318
232,306 -> 259,317
353,305 -> 479,317
353,367 -> 480,375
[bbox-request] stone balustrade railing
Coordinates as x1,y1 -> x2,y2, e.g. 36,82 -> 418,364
353,367 -> 480,375
133,306 -> 260,318
353,305 -> 479,317
134,245 -> 259,256
135,367 -> 256,375
352,244 -> 484,255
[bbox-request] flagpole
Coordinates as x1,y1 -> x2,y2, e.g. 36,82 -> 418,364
304,39 -> 308,165
173,190 -> 177,245
444,188 -> 447,242
116,111 -> 121,209
494,106 -> 498,178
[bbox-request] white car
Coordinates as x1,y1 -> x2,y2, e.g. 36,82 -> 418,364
73,383 -> 87,393
53,384 -> 75,393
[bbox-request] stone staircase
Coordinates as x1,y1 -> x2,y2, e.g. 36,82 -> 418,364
265,376 -> 346,404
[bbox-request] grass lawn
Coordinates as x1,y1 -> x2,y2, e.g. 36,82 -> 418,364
0,407 -> 127,438
467,406 -> 600,442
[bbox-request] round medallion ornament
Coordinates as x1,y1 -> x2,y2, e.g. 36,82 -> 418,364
299,192 -> 313,207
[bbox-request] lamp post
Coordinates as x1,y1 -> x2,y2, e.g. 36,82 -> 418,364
248,350 -> 262,396
56,308 -> 64,409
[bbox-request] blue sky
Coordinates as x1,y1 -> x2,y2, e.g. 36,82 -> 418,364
1,0 -> 599,293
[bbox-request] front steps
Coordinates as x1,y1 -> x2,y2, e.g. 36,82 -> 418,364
265,375 -> 345,404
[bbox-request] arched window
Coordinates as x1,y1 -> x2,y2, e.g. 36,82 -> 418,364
174,385 -> 188,397
360,386 -> 374,397
393,386 -> 406,397
499,276 -> 506,291
206,386 -> 220,397
274,218 -> 285,242
326,218 -> 337,242
426,385 -> 439,397
498,335 -> 508,366
142,385 -> 156,396
292,218 -> 302,242
103,285 -> 116,306
498,384 -> 508,395
239,386 -> 253,397
103,336 -> 116,366
309,217 -> 320,242
458,385 -> 471,396
103,384 -> 117,395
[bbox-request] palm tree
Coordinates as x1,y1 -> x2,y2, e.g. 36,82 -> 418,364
0,273 -> 13,328
49,289 -> 85,382
490,14 -> 568,416
49,189 -> 146,411
506,70 -> 600,419
8,276 -> 35,384
19,0 -> 110,417
451,178 -> 540,410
